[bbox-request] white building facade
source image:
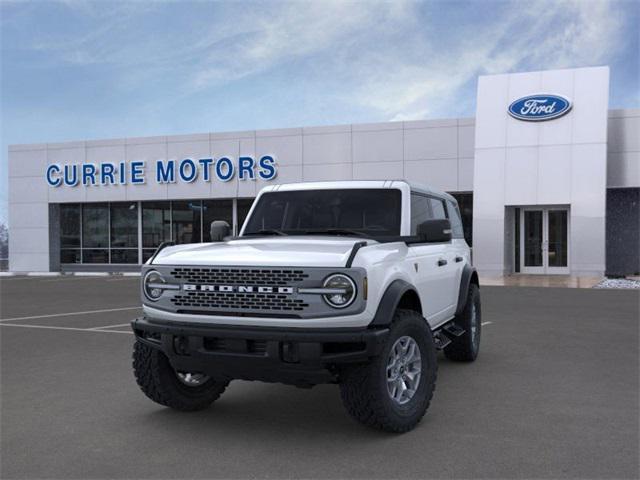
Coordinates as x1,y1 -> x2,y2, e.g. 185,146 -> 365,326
8,66 -> 640,276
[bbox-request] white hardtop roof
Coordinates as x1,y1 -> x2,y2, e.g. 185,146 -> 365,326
260,180 -> 456,202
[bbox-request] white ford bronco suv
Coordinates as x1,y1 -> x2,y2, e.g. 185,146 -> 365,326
131,180 -> 481,432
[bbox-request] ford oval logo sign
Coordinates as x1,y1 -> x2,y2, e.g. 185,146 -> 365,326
508,94 -> 572,121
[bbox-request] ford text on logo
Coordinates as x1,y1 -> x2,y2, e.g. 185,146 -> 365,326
183,284 -> 295,294
508,94 -> 572,121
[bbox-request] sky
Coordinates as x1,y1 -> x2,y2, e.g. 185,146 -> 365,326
1,0 -> 638,225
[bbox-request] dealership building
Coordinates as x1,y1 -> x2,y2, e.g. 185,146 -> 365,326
7,66 -> 640,277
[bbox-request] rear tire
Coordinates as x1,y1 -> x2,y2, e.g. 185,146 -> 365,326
339,309 -> 437,433
132,341 -> 229,411
444,283 -> 481,362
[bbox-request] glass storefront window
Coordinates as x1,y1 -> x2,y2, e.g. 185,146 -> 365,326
111,249 -> 139,264
111,203 -> 138,248
172,201 -> 202,244
60,204 -> 81,248
59,198 -> 254,265
142,202 -> 171,248
82,249 -> 109,264
82,204 -> 109,249
142,249 -> 156,263
237,198 -> 254,234
450,193 -> 473,247
60,249 -> 81,264
202,200 -> 233,241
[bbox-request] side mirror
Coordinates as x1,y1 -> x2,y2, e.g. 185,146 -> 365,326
416,219 -> 452,243
209,220 -> 231,242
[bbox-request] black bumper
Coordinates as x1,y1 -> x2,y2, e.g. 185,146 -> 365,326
131,317 -> 389,386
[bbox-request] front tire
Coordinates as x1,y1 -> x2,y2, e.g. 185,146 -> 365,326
444,283 -> 481,362
339,309 -> 438,433
132,341 -> 229,411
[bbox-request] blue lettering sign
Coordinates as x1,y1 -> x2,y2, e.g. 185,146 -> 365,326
156,160 -> 175,183
46,155 -> 277,187
64,164 -> 78,186
198,158 -> 213,182
215,157 -> 234,182
258,156 -> 277,180
238,157 -> 255,180
179,159 -> 197,183
101,163 -> 116,185
46,164 -> 61,187
130,161 -> 145,184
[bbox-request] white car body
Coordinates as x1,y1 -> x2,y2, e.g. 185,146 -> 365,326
145,180 -> 470,330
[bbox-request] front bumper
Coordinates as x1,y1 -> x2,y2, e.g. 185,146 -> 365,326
131,317 -> 389,386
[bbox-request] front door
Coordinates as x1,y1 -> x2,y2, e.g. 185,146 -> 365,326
520,208 -> 569,274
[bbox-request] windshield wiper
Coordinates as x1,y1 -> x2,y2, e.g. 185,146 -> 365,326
244,229 -> 287,236
304,228 -> 369,238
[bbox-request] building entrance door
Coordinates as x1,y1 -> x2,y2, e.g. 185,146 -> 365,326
519,208 -> 569,274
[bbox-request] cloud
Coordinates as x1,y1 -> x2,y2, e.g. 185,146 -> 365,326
350,0 -> 626,121
189,1 -> 415,91
3,0 -> 632,122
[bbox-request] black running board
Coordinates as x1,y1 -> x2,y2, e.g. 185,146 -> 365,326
443,323 -> 465,337
433,321 -> 466,350
433,331 -> 452,350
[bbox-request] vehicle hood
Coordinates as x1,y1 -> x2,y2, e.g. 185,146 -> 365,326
151,237 -> 370,267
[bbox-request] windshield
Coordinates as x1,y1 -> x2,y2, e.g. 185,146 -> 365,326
242,189 -> 401,238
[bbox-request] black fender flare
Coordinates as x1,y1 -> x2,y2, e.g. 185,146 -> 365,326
455,264 -> 479,316
370,279 -> 421,327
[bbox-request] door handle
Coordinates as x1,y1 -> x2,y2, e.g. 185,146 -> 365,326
455,256 -> 463,263
437,259 -> 447,267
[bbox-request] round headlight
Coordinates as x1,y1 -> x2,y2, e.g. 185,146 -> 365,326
322,274 -> 356,309
143,270 -> 165,301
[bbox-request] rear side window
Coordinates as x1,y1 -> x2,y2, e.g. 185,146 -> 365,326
446,199 -> 464,239
428,198 -> 447,219
410,194 -> 431,234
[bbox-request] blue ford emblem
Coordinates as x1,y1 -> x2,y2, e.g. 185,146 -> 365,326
508,94 -> 572,121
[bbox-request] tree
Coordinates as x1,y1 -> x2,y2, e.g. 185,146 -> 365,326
0,222 -> 8,259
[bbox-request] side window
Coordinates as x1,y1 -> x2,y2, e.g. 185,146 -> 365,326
428,198 -> 447,219
410,193 -> 431,234
446,200 -> 464,238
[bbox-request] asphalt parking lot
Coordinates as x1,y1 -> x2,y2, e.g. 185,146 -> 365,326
1,276 -> 638,479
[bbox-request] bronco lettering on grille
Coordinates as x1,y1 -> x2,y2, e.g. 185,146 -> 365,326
182,284 -> 295,294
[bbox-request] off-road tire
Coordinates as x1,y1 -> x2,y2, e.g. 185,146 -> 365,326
444,283 -> 481,362
133,341 -> 229,411
339,309 -> 437,433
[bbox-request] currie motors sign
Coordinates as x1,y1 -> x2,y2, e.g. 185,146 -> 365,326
508,94 -> 572,121
46,155 -> 277,187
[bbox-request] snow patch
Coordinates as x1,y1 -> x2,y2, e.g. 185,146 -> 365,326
593,279 -> 640,289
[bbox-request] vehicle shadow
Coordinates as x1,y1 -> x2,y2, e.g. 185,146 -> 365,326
135,362 -> 456,442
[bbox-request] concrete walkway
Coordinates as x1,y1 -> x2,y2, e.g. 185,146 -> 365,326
480,274 -> 602,288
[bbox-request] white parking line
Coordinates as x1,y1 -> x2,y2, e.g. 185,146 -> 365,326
0,276 -> 45,282
481,321 -> 493,326
41,277 -> 99,283
0,323 -> 133,334
89,323 -> 131,330
0,307 -> 140,323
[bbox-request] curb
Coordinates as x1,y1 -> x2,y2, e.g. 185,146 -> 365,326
71,272 -> 110,277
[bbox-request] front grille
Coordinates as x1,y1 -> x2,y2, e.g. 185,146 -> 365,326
168,267 -> 312,316
170,267 -> 309,285
171,291 -> 309,311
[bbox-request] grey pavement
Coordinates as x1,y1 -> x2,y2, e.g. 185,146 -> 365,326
1,277 -> 638,479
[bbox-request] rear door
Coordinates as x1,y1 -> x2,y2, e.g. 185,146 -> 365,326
407,193 -> 455,325
426,196 -> 459,318
445,198 -> 468,303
